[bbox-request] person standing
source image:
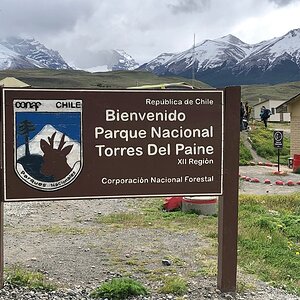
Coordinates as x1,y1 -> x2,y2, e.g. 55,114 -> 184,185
240,102 -> 245,131
245,101 -> 250,121
260,106 -> 271,128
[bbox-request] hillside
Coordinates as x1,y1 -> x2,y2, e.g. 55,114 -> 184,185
1,69 -> 299,107
0,69 -> 210,89
241,81 -> 300,106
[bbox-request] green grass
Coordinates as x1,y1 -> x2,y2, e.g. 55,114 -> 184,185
248,124 -> 290,164
241,81 -> 300,106
96,199 -> 217,237
10,195 -> 294,296
0,69 -> 210,89
98,196 -> 300,295
158,276 -> 188,295
6,266 -> 56,291
90,277 -> 148,299
240,140 -> 253,165
239,194 -> 300,295
34,225 -> 87,235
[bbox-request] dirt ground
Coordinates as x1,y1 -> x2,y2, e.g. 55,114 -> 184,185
2,164 -> 300,299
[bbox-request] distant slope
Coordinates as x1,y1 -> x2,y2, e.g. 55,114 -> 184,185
0,69 -> 211,89
241,81 -> 300,106
2,69 -> 299,106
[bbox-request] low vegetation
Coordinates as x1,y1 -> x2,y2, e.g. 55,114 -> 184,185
158,276 -> 188,295
248,124 -> 290,164
90,277 -> 148,299
6,266 -> 56,291
241,81 -> 300,105
239,193 -> 300,295
97,195 -> 300,296
6,194 -> 299,297
0,69 -> 209,89
239,140 -> 253,165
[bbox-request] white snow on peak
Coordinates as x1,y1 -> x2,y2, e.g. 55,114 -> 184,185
0,44 -> 18,69
144,28 -> 300,73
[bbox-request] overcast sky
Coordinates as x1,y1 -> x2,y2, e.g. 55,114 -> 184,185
1,0 -> 300,68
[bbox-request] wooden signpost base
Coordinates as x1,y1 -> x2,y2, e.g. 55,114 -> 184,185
217,86 -> 240,292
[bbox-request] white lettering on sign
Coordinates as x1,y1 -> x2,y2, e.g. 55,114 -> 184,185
95,127 -> 147,142
105,109 -> 186,122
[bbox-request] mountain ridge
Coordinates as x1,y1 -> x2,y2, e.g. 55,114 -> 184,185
0,36 -> 139,73
139,28 -> 300,86
0,37 -> 72,70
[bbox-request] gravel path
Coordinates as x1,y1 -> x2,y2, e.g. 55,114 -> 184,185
239,165 -> 300,194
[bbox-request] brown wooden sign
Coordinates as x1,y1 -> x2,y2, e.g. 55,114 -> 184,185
2,89 -> 223,201
0,87 -> 240,293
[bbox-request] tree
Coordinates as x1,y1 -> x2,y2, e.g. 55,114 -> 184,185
18,120 -> 35,156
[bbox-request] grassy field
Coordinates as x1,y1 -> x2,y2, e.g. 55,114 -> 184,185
239,121 -> 291,165
5,195 -> 300,296
248,123 -> 290,164
1,69 -> 300,106
241,81 -> 300,106
96,197 -> 300,295
0,69 -> 210,89
239,194 -> 300,295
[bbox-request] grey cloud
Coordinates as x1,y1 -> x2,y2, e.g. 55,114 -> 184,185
0,0 -> 96,38
168,0 -> 210,14
269,0 -> 299,6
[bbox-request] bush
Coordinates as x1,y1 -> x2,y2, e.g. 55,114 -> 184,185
90,277 -> 148,299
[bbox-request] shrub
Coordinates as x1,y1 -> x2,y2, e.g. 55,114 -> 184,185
90,277 -> 148,299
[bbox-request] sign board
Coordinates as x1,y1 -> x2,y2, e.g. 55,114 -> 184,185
273,130 -> 283,149
2,89 -> 224,202
0,86 -> 241,293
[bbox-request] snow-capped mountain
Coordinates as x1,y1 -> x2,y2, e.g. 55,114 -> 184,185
113,49 -> 139,71
0,37 -> 72,70
85,49 -> 139,73
139,28 -> 300,86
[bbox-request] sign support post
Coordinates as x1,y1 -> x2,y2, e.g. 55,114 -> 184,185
0,201 -> 3,289
273,130 -> 283,173
217,86 -> 240,293
0,87 -> 4,288
278,149 -> 280,173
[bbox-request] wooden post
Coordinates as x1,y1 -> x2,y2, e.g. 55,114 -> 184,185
0,200 -> 3,289
217,86 -> 240,292
0,87 -> 3,288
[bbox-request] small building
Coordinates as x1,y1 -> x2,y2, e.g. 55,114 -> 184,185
252,99 -> 290,122
276,93 -> 300,156
0,77 -> 30,88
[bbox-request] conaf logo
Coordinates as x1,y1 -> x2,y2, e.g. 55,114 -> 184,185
14,99 -> 83,191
